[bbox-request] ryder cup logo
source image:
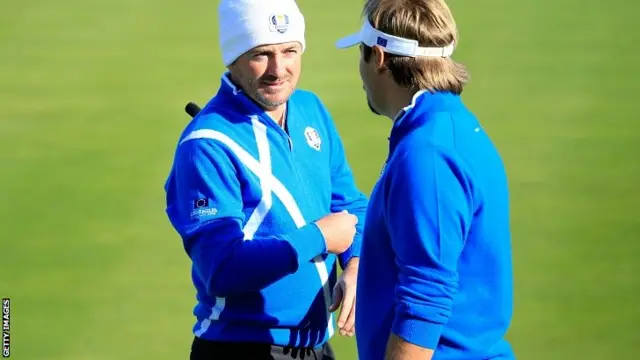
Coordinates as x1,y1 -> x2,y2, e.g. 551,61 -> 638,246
269,13 -> 290,34
304,127 -> 321,151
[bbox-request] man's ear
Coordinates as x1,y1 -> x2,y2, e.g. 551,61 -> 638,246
371,45 -> 387,73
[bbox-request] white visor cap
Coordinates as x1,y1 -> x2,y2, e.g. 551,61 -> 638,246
336,19 -> 454,58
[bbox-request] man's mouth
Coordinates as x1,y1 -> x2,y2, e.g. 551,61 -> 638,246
263,80 -> 286,87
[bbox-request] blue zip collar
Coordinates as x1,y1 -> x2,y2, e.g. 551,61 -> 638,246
389,90 -> 462,154
212,73 -> 289,132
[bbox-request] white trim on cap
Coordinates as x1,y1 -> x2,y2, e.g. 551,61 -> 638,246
336,19 -> 454,58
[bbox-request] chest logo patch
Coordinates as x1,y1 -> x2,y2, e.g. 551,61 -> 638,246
304,127 -> 322,151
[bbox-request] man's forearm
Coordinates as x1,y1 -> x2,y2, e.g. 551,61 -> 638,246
341,256 -> 359,276
384,333 -> 434,360
338,234 -> 362,269
192,222 -> 327,297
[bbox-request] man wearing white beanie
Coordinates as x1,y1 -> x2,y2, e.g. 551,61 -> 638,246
163,0 -> 367,359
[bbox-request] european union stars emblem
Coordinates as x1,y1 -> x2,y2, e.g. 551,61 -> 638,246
270,13 -> 290,34
191,198 -> 218,219
377,36 -> 388,47
194,198 -> 208,209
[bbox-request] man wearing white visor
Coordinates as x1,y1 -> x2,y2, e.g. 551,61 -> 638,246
336,0 -> 516,360
164,0 -> 368,359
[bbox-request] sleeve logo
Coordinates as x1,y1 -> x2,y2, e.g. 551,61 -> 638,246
190,198 -> 218,218
194,198 -> 209,208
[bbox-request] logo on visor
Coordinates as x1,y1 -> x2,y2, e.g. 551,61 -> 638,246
376,37 -> 388,47
269,13 -> 290,34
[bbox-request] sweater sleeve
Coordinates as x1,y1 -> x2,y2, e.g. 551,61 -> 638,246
385,146 -> 473,349
165,137 -> 327,298
321,100 -> 368,269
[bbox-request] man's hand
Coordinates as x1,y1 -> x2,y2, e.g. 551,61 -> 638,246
315,210 -> 358,254
385,334 -> 434,360
328,257 -> 359,336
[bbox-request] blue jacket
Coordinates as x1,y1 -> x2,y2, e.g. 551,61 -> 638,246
356,90 -> 515,360
164,74 -> 368,348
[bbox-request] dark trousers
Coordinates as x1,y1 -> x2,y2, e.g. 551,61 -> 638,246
190,336 -> 337,360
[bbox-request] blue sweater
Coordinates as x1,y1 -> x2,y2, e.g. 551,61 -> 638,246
356,91 -> 515,360
164,74 -> 368,347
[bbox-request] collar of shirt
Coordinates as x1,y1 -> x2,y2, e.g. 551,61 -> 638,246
217,72 -> 287,129
388,90 -> 461,154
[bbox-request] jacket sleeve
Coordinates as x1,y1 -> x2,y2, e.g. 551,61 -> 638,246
385,146 -> 473,349
166,137 -> 327,298
322,103 -> 368,270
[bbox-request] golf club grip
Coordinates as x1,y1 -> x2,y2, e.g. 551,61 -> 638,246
185,102 -> 202,118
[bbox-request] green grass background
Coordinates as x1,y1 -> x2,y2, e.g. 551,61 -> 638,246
2,0 -> 639,359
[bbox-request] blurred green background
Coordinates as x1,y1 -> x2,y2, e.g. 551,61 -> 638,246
2,0 -> 639,359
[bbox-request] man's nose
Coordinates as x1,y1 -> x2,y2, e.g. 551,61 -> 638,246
266,55 -> 287,77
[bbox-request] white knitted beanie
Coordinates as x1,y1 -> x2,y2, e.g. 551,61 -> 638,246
218,0 -> 306,67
